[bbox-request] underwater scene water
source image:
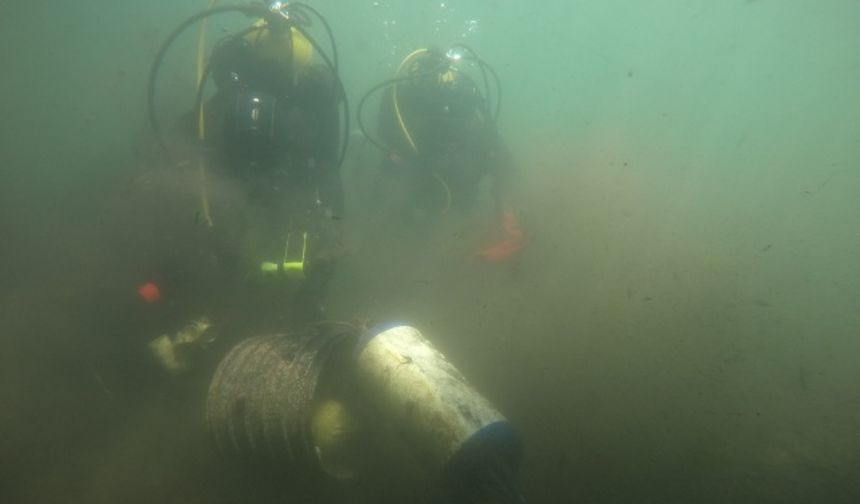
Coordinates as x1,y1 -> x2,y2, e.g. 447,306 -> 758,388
2,1 -> 860,503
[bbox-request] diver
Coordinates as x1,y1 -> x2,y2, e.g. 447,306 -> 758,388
358,45 -> 527,260
81,6 -> 529,503
138,1 -> 350,373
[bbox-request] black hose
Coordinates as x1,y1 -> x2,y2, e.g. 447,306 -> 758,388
451,44 -> 492,119
451,43 -> 502,122
283,4 -> 348,170
356,77 -> 401,153
288,22 -> 349,171
334,78 -> 350,171
479,58 -> 502,122
475,60 -> 493,119
339,90 -> 351,170
147,4 -> 267,162
284,5 -> 312,26
289,2 -> 338,73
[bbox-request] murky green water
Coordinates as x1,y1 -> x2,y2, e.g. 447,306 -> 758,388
2,1 -> 859,503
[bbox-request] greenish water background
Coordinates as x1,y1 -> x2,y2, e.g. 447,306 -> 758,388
2,1 -> 859,502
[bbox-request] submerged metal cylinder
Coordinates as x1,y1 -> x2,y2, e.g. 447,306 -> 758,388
355,325 -> 523,499
205,328 -> 355,475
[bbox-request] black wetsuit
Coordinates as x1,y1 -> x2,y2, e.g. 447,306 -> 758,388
95,61 -> 344,387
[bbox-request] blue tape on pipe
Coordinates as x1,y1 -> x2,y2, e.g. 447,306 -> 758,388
444,421 -> 524,502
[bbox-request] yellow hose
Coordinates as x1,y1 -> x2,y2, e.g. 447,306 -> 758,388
393,49 -> 453,214
196,0 -> 217,228
196,0 -> 217,85
197,158 -> 214,227
393,48 -> 428,154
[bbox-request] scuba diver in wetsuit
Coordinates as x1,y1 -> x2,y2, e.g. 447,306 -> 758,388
138,1 -> 349,373
358,45 -> 526,260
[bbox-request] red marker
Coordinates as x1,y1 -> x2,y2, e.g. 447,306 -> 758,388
137,282 -> 161,303
477,238 -> 526,262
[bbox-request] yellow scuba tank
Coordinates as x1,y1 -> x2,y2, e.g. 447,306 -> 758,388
244,19 -> 314,70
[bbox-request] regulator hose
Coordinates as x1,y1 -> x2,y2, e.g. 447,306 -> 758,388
147,4 -> 268,162
356,59 -> 450,153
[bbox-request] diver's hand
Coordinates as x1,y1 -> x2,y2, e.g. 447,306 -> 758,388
148,316 -> 214,375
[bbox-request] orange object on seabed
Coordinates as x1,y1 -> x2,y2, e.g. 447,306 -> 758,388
477,210 -> 528,262
138,282 -> 161,303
